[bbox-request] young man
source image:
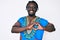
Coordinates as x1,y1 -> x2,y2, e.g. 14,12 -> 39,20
11,1 -> 55,40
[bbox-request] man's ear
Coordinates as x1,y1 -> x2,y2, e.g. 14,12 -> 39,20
26,8 -> 27,10
26,6 -> 28,10
36,8 -> 38,12
37,8 -> 39,11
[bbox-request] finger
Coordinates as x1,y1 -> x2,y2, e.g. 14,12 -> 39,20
33,28 -> 37,30
34,22 -> 39,25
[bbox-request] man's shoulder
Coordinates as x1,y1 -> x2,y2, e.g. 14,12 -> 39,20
36,16 -> 47,21
18,16 -> 26,22
19,16 -> 26,19
18,16 -> 27,20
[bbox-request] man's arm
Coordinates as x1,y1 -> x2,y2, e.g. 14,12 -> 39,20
35,22 -> 56,32
11,22 -> 27,33
44,23 -> 56,32
11,22 -> 34,33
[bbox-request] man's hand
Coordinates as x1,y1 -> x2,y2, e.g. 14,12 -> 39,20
33,22 -> 44,30
26,23 -> 34,30
26,22 -> 44,30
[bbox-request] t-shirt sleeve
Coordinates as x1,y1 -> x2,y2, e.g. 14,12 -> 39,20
18,17 -> 24,23
17,17 -> 24,27
39,18 -> 48,27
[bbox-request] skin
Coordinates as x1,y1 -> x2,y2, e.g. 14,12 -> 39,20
11,2 -> 55,40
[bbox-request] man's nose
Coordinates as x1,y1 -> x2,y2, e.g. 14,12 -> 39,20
30,7 -> 33,10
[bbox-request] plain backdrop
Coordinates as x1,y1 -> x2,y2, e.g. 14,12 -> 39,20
0,0 -> 60,40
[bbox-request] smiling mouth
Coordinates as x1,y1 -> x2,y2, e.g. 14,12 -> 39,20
29,11 -> 34,14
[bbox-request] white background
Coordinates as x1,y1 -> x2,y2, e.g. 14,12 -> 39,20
0,0 -> 60,40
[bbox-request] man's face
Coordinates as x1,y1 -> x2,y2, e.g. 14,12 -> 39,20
26,3 -> 38,17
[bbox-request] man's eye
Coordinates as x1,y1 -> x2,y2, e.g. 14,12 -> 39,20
27,7 -> 30,8
27,6 -> 37,9
33,7 -> 37,9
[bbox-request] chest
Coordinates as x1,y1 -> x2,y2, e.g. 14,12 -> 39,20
20,17 -> 38,27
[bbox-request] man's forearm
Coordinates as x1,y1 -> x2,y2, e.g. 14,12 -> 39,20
11,27 -> 27,33
43,23 -> 55,32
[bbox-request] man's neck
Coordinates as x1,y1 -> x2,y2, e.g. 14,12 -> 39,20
27,16 -> 36,20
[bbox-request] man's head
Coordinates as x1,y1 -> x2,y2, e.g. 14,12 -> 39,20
26,1 -> 38,17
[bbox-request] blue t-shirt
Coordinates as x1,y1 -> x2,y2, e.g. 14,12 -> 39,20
18,16 -> 48,40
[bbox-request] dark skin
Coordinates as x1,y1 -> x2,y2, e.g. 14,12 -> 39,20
11,3 -> 55,33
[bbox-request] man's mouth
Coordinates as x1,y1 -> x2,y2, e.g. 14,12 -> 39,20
29,11 -> 34,14
28,10 -> 35,17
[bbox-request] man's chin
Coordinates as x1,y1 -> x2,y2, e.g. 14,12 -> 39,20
28,14 -> 35,17
29,13 -> 33,15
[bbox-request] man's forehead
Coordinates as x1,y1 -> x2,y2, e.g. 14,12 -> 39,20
27,3 -> 36,6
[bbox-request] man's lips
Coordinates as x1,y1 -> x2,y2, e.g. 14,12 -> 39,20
29,11 -> 34,14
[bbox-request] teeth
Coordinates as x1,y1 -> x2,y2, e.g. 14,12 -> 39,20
30,11 -> 33,13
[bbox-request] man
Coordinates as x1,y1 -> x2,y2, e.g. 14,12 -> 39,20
11,1 -> 55,40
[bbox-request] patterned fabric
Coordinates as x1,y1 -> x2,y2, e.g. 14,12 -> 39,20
18,16 -> 48,40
